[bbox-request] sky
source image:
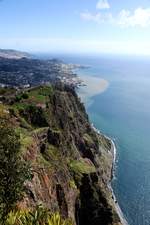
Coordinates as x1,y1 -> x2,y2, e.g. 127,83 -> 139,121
0,0 -> 150,55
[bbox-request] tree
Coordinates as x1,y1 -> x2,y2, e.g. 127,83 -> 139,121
0,119 -> 30,222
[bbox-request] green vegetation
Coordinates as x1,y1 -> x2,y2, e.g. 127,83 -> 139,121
6,207 -> 73,225
38,85 -> 53,96
0,120 -> 31,222
83,133 -> 94,145
20,135 -> 34,153
27,86 -> 53,104
69,159 -> 96,174
12,102 -> 28,112
45,145 -> 61,161
36,154 -> 52,168
19,104 -> 48,128
21,93 -> 29,99
12,86 -> 53,119
32,127 -> 49,135
0,84 -> 116,224
19,117 -> 32,129
14,86 -> 53,105
0,104 -> 9,119
0,87 -> 16,96
34,143 -> 62,169
41,144 -> 63,169
15,127 -> 34,153
15,93 -> 29,102
98,135 -> 111,150
0,88 -> 7,95
69,180 -> 77,189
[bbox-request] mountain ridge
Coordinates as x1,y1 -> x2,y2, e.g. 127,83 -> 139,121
0,49 -> 30,59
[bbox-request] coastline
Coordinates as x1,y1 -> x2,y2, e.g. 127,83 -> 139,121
77,74 -> 128,225
109,139 -> 128,225
77,74 -> 109,105
92,124 -> 128,225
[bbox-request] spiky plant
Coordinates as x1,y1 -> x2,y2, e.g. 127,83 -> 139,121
6,207 -> 73,225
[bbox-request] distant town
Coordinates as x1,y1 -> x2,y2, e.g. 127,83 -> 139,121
0,49 -> 89,89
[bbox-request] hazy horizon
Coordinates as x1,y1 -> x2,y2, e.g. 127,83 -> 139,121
1,0 -> 150,55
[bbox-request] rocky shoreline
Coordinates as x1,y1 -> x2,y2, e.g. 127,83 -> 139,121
109,139 -> 128,225
75,66 -> 128,225
92,124 -> 128,225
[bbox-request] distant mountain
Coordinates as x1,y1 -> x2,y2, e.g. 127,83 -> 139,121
0,49 -> 31,59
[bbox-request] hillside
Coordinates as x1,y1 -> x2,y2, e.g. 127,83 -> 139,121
0,49 -> 30,59
0,84 -> 122,225
0,56 -> 80,88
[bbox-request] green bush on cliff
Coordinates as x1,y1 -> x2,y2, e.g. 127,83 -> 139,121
17,104 -> 48,128
69,180 -> 77,189
0,120 -> 31,222
83,133 -> 94,145
6,207 -> 73,225
69,159 -> 96,174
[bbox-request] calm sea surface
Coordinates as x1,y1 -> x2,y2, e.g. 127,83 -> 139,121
38,53 -> 150,225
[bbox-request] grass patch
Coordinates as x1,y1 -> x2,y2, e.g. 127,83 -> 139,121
32,127 -> 49,135
43,144 -> 61,162
38,85 -> 53,96
83,133 -> 94,145
69,180 -> 77,189
12,102 -> 28,111
69,159 -> 96,174
40,144 -> 68,172
36,154 -> 53,169
20,135 -> 34,153
19,117 -> 32,129
27,86 -> 53,104
0,87 -> 16,96
15,128 -> 34,153
0,104 -> 9,118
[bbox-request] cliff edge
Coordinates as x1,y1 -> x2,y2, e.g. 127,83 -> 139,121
0,84 -> 122,225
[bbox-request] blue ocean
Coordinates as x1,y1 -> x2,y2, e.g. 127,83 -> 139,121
39,53 -> 150,225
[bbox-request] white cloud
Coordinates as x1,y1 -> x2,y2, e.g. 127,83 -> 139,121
96,0 -> 110,10
81,7 -> 150,28
80,11 -> 113,24
118,8 -> 150,27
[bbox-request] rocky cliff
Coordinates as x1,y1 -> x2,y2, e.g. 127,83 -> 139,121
0,84 -> 122,225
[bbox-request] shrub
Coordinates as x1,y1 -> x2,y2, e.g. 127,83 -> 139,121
0,120 -> 31,222
6,207 -> 73,225
21,93 -> 29,99
15,95 -> 22,102
69,159 -> 96,174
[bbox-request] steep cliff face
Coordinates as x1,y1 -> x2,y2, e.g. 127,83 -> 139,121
1,84 -> 122,225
